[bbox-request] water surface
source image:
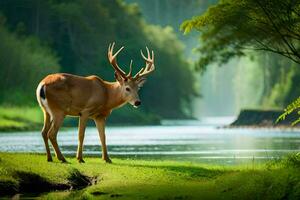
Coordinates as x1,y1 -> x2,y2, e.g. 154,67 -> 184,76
1,121 -> 300,164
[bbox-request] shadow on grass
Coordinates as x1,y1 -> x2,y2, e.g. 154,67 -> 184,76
16,171 -> 70,194
0,169 -> 96,197
0,180 -> 17,196
114,162 -> 230,179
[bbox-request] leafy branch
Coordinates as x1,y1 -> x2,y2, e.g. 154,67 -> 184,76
276,97 -> 300,125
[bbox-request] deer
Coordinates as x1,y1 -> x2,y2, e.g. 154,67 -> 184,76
36,43 -> 155,163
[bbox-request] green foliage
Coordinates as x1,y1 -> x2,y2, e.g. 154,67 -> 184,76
281,153 -> 300,168
63,105 -> 161,127
181,0 -> 300,123
0,23 -> 59,105
276,97 -> 300,125
265,58 -> 300,125
108,105 -> 161,125
181,0 -> 300,70
253,53 -> 298,108
142,24 -> 197,116
0,0 -> 197,120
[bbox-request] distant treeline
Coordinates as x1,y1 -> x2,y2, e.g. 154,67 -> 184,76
0,0 -> 197,124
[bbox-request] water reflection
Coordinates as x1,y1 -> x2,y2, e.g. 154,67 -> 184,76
0,125 -> 300,164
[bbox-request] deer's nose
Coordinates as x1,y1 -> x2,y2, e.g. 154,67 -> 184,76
134,101 -> 141,106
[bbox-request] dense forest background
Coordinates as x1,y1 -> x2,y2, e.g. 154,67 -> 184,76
0,0 -> 198,124
1,0 -> 300,125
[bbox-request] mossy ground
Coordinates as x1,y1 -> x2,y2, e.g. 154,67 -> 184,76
0,152 -> 299,199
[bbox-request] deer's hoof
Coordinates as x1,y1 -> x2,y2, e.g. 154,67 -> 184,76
60,158 -> 67,163
78,158 -> 85,163
47,158 -> 53,162
104,158 -> 112,164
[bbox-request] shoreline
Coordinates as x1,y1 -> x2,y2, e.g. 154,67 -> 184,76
0,152 -> 299,199
1,107 -> 300,132
222,125 -> 300,130
229,109 -> 299,129
0,106 -> 163,132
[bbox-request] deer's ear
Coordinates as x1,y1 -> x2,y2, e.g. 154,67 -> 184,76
115,72 -> 126,85
137,78 -> 146,87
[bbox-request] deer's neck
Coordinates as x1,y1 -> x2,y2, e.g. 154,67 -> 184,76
105,82 -> 126,110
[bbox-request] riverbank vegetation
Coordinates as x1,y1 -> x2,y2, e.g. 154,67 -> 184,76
0,106 -> 42,132
0,105 -> 161,132
230,109 -> 300,128
0,152 -> 299,199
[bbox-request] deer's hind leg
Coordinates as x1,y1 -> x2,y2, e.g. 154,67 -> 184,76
47,111 -> 66,162
76,116 -> 88,163
41,110 -> 52,162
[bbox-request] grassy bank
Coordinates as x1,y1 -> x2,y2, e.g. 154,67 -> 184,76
0,106 -> 43,132
0,153 -> 300,199
0,106 -> 161,132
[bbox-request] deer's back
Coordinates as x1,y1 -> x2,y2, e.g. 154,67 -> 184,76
39,73 -> 107,116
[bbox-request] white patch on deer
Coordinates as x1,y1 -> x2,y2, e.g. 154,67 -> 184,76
36,83 -> 43,106
36,83 -> 54,121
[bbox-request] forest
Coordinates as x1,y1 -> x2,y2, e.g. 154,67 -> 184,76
2,0 -> 300,126
0,0 -> 197,128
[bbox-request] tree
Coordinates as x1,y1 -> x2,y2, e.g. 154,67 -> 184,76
0,22 -> 60,105
181,0 -> 300,70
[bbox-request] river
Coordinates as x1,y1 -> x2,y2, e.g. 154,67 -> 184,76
0,119 -> 299,165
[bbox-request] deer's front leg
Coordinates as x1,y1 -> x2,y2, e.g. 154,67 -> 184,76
94,117 -> 111,163
76,116 -> 87,163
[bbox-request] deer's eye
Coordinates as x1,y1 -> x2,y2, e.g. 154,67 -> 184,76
126,87 -> 131,92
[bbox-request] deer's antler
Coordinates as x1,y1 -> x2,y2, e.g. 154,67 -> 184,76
133,47 -> 155,80
108,43 -> 155,80
108,42 -> 127,79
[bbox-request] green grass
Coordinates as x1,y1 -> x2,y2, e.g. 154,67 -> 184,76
0,106 -> 43,132
0,153 -> 300,199
0,106 -> 161,132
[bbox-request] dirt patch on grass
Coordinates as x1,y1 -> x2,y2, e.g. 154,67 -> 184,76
68,169 -> 97,190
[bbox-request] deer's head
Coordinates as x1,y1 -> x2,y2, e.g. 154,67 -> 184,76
108,43 -> 155,108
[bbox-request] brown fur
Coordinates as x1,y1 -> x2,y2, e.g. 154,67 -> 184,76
42,73 -> 126,117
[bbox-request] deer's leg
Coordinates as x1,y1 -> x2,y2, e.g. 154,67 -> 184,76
47,113 -> 66,162
76,116 -> 87,163
41,110 -> 52,162
94,117 -> 111,163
